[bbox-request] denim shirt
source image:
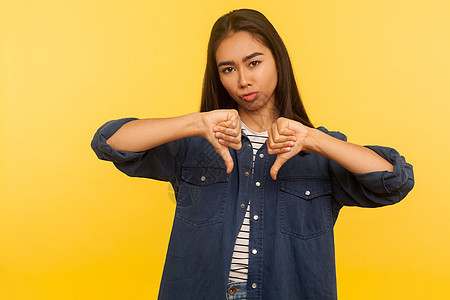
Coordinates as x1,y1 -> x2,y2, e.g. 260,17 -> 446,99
91,118 -> 414,300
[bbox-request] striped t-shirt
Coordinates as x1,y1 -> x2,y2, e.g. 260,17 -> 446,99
227,122 -> 268,283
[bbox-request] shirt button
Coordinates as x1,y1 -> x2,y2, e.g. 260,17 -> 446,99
252,249 -> 258,255
259,153 -> 264,159
200,176 -> 206,182
252,283 -> 257,289
255,182 -> 261,187
253,215 -> 259,221
247,144 -> 251,148
244,171 -> 249,177
241,203 -> 245,209
305,190 -> 311,196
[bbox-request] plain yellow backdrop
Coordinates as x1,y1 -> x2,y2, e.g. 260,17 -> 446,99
1,0 -> 449,299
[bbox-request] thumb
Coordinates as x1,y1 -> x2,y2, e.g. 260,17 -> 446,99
216,146 -> 234,174
270,155 -> 288,180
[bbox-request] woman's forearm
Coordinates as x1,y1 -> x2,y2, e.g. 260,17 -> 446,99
106,113 -> 204,152
305,128 -> 394,174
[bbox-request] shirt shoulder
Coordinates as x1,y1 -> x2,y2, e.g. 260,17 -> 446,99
316,126 -> 347,142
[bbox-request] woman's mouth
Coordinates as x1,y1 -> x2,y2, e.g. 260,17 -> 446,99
241,92 -> 258,101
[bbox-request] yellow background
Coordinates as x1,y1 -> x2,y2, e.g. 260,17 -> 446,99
1,0 -> 449,299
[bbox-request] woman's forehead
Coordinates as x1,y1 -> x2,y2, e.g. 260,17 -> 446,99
215,31 -> 270,61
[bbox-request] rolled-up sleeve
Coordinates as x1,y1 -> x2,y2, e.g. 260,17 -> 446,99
352,146 -> 414,196
321,128 -> 415,208
91,118 -> 188,182
91,118 -> 141,162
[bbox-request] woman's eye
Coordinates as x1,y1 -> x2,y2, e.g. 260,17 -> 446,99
249,61 -> 261,67
222,67 -> 234,73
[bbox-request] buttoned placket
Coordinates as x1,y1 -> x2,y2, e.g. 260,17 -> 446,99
246,144 -> 268,299
232,136 -> 255,291
236,139 -> 254,213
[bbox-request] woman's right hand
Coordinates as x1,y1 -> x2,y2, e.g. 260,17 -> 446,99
105,109 -> 241,173
201,109 -> 242,174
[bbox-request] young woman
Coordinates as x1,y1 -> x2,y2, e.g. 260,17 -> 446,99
92,9 -> 414,300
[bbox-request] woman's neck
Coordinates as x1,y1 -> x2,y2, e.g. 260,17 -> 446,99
238,108 -> 278,133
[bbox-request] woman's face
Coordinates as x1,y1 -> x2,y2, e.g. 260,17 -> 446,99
215,31 -> 278,117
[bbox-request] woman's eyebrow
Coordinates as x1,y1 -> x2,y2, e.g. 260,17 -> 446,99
243,52 -> 264,62
217,52 -> 265,67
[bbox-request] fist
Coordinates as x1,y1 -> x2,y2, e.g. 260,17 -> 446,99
267,117 -> 311,180
201,109 -> 242,173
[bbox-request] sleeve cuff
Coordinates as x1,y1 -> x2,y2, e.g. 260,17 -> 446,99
352,146 -> 414,195
91,118 -> 143,163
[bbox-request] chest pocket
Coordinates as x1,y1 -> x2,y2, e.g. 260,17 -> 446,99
176,166 -> 229,227
279,177 -> 332,239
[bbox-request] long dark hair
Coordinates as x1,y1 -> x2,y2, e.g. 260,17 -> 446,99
200,9 -> 314,128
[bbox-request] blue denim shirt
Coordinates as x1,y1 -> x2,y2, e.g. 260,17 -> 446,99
91,118 -> 414,300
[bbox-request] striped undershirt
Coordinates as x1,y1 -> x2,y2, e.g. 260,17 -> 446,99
228,122 -> 268,283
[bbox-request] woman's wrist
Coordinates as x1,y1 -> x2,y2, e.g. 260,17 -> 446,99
302,127 -> 321,153
187,112 -> 204,138
196,111 -> 212,138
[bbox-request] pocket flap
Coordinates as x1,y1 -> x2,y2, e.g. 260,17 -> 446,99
181,167 -> 228,186
280,178 -> 331,200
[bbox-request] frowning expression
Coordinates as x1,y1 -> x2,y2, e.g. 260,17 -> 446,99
215,31 -> 278,116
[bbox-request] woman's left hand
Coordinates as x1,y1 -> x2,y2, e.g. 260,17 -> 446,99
267,117 -> 311,180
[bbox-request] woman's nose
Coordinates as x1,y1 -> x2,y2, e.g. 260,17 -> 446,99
238,69 -> 252,87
